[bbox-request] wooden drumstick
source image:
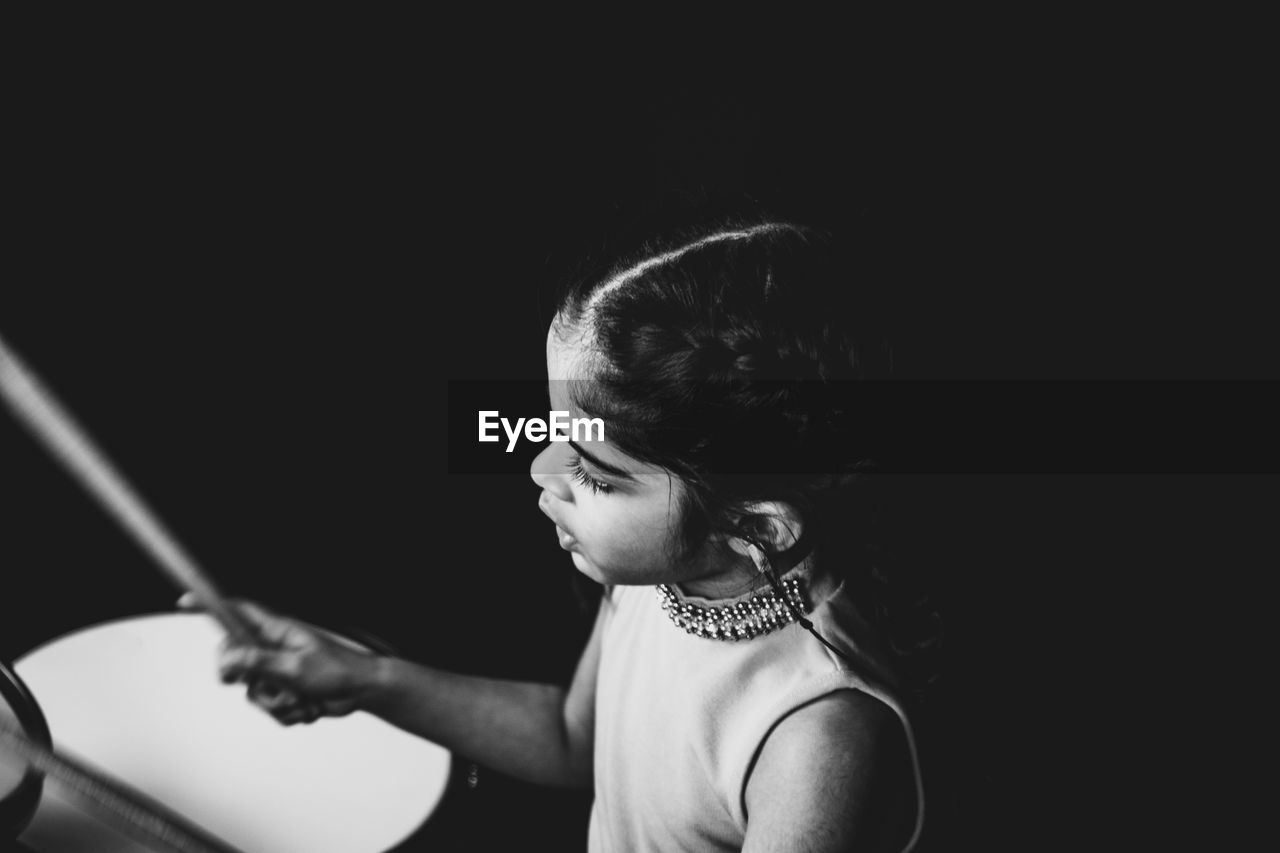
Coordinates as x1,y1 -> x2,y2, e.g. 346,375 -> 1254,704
0,715 -> 246,853
0,334 -> 256,647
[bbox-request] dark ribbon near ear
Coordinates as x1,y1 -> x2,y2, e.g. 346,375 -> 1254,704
743,530 -> 813,578
772,530 -> 814,575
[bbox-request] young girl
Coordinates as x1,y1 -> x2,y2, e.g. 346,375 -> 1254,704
210,216 -> 939,852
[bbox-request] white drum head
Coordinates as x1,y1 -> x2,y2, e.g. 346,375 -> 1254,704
14,612 -> 450,853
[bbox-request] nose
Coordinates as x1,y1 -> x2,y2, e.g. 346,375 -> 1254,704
530,441 -> 572,501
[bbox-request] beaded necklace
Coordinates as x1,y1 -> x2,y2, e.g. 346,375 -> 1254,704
655,573 -> 810,641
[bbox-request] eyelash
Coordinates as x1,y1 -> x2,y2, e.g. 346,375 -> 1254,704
566,457 -> 613,494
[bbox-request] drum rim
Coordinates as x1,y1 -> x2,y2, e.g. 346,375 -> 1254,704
1,658 -> 52,840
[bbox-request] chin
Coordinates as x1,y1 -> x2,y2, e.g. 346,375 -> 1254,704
571,553 -> 664,588
571,551 -> 607,584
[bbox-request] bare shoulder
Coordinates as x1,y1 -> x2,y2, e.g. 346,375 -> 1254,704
743,690 -> 917,853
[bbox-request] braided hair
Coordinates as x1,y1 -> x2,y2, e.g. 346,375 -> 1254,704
553,214 -> 942,698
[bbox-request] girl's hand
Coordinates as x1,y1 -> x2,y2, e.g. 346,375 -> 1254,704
177,594 -> 388,725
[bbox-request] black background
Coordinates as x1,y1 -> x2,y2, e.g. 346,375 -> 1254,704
2,24 -> 1275,851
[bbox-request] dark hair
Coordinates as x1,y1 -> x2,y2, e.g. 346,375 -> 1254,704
553,213 -> 942,696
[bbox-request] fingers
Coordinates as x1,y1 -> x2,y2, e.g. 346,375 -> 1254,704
219,645 -> 261,683
246,677 -> 294,708
218,645 -> 300,686
221,647 -> 315,720
225,657 -> 323,725
274,703 -> 322,726
178,595 -> 333,726
232,667 -> 320,725
253,680 -> 322,724
235,601 -> 297,647
257,692 -> 323,726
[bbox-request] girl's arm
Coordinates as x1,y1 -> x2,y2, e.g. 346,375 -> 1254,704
741,690 -> 917,853
212,597 -> 605,789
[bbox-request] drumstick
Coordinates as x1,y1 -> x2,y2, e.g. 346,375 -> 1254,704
0,715 -> 247,853
0,334 -> 256,647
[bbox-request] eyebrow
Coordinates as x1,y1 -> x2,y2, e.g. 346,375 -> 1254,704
569,440 -> 637,482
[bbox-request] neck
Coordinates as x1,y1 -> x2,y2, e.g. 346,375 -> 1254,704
678,565 -> 773,600
676,536 -> 819,602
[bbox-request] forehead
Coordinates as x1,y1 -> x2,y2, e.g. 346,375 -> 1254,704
543,320 -> 675,483
544,321 -> 589,419
545,318 -> 595,381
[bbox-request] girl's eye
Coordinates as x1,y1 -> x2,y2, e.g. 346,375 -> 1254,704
566,457 -> 613,495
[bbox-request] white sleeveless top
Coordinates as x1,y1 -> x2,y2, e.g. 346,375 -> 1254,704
588,569 -> 926,852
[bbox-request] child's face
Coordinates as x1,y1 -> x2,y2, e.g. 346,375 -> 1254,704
530,321 -> 743,595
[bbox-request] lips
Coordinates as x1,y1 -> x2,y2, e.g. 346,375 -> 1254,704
539,493 -> 577,550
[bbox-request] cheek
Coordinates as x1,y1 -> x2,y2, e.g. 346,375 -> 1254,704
573,502 -> 632,549
567,478 -> 689,570
600,506 -> 683,563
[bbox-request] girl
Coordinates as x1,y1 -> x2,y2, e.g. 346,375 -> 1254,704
209,216 -> 940,852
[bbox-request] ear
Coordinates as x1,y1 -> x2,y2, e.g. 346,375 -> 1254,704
726,501 -> 804,558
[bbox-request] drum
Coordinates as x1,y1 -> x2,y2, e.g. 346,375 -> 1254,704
12,612 -> 452,853
1,660 -> 51,839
